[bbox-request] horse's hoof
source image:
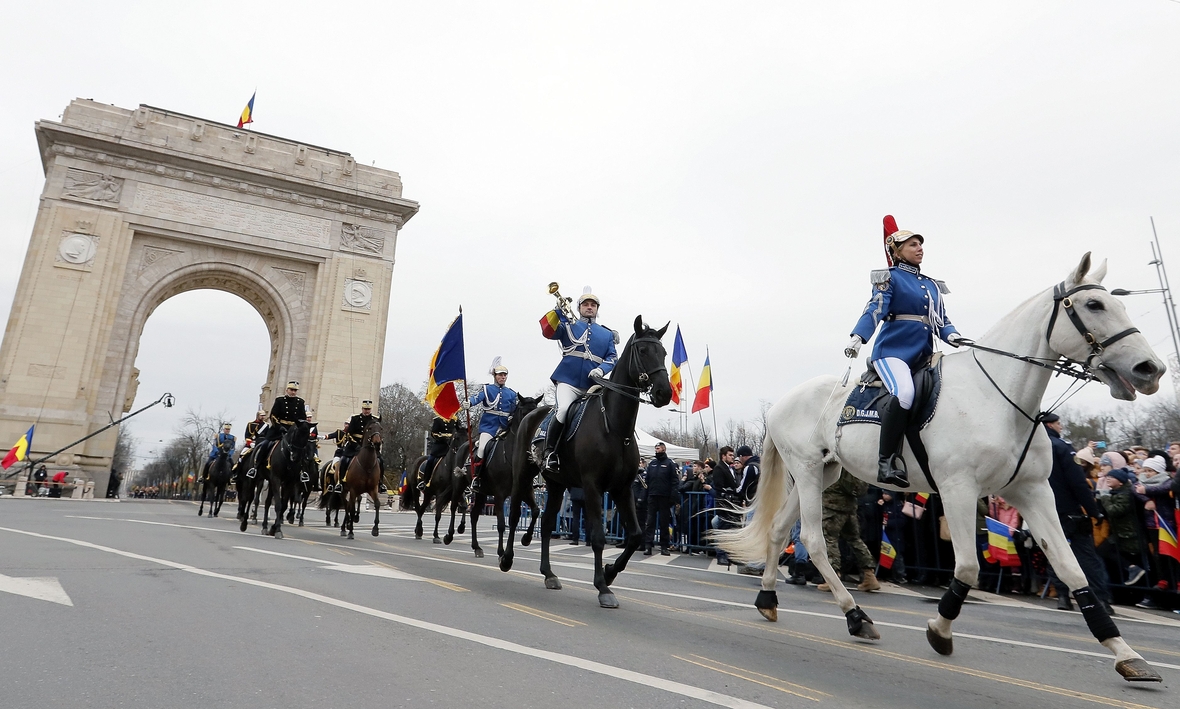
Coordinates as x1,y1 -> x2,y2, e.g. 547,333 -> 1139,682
298,520 -> 304,527
198,511 -> 204,517
348,532 -> 354,540
371,528 -> 379,537
415,533 -> 423,540
757,606 -> 778,622
599,592 -> 619,609
755,589 -> 779,622
443,534 -> 453,545
458,523 -> 466,534
544,577 -> 562,590
474,548 -> 484,558
274,529 -> 283,540
341,528 -> 347,537
239,520 -> 248,532
926,620 -> 953,655
499,556 -> 512,572
521,534 -> 533,547
433,537 -> 442,544
1115,658 -> 1162,682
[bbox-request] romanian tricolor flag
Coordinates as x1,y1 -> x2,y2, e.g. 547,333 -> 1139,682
425,314 -> 466,420
1,425 -> 34,470
237,91 -> 256,129
879,529 -> 897,569
670,327 -> 688,405
691,350 -> 712,414
984,516 -> 1021,567
914,492 -> 929,506
1157,511 -> 1180,564
539,309 -> 561,339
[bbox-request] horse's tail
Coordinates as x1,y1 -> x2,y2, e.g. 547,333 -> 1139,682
712,429 -> 793,565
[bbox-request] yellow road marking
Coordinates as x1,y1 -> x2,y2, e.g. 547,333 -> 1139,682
500,602 -> 585,627
672,654 -> 825,702
1029,628 -> 1180,659
695,653 -> 831,699
426,579 -> 469,592
620,593 -> 1159,709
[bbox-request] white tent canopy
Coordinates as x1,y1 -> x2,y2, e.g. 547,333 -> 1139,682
634,429 -> 700,461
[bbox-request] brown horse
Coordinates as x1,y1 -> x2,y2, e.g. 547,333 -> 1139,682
340,421 -> 382,539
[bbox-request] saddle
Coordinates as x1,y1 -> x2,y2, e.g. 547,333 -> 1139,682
533,388 -> 602,448
838,353 -> 944,491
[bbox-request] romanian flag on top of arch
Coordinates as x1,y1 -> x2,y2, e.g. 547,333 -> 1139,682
670,327 -> 688,405
1,425 -> 34,469
691,350 -> 713,414
425,314 -> 466,420
237,91 -> 256,129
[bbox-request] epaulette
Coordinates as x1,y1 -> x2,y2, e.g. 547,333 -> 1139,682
610,329 -> 620,344
870,269 -> 891,286
934,279 -> 950,295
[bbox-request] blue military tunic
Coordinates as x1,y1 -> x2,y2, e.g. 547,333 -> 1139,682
851,262 -> 958,368
208,432 -> 236,460
544,308 -> 618,389
470,384 -> 518,437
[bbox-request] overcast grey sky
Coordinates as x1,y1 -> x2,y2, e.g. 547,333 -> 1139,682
2,1 -> 1179,462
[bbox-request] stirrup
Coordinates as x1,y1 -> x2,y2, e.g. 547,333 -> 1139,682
543,450 -> 560,472
470,476 -> 481,492
416,480 -> 427,491
300,471 -> 309,483
877,455 -> 909,488
246,467 -> 257,479
333,483 -> 343,493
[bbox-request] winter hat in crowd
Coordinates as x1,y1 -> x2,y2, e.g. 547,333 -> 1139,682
1100,452 -> 1128,469
1141,456 -> 1167,476
1106,468 -> 1132,485
1075,448 -> 1099,467
735,445 -> 754,457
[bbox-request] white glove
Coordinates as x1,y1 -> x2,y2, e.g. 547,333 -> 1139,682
947,333 -> 970,348
461,400 -> 471,410
588,367 -> 605,380
844,335 -> 863,359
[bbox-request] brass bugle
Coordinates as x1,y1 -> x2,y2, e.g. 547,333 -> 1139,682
548,282 -> 560,295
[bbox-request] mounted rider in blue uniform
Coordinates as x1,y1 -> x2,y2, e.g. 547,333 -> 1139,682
847,215 -> 968,488
206,423 -> 235,479
540,285 -> 619,472
466,357 -> 518,491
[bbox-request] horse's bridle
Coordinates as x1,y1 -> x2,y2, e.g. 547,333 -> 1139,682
592,333 -> 667,403
1045,282 -> 1140,368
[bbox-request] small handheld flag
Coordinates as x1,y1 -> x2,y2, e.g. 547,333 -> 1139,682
670,327 -> 688,405
1157,511 -> 1180,564
879,529 -> 897,570
425,315 -> 466,419
237,91 -> 256,129
985,516 -> 1021,566
1,425 -> 34,469
691,352 -> 713,414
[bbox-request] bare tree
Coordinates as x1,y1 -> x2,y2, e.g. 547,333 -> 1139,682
378,382 -> 434,477
111,426 -> 135,476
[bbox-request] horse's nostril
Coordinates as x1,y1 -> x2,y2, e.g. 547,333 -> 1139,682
1133,360 -> 1160,377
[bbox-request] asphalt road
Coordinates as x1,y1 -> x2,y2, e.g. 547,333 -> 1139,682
0,497 -> 1176,709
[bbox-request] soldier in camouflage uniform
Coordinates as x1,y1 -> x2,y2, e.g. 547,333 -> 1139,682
817,469 -> 881,592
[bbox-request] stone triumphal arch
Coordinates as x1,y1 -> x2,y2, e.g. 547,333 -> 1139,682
0,100 -> 418,494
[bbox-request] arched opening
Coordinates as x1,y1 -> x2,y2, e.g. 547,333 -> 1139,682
125,290 -> 272,471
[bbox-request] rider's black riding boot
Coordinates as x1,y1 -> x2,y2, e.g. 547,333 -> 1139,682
543,419 -> 565,472
470,459 -> 482,492
876,395 -> 910,489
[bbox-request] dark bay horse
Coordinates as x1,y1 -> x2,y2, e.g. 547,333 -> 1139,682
469,395 -> 544,559
340,421 -> 383,539
403,434 -> 467,544
263,421 -> 312,539
504,316 -> 671,608
199,449 -> 232,517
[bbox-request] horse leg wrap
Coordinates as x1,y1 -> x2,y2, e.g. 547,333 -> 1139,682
755,589 -> 778,611
1073,587 -> 1119,642
937,578 -> 971,621
845,606 -> 871,636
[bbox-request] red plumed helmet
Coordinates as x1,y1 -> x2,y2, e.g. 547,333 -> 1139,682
881,214 -> 922,267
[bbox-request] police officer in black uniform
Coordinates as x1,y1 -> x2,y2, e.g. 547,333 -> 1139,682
418,414 -> 456,490
251,381 -> 308,478
333,399 -> 382,493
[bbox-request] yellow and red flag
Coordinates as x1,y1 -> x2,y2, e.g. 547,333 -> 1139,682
985,517 -> 1021,567
539,309 -> 561,339
425,314 -> 466,419
670,327 -> 688,405
1,425 -> 34,469
691,351 -> 712,414
1157,511 -> 1180,563
237,91 -> 256,129
879,529 -> 897,569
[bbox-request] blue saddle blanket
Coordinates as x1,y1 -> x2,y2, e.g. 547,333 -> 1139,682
837,357 -> 942,430
535,394 -> 596,444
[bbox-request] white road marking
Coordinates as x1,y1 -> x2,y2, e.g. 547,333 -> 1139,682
0,525 -> 770,709
233,546 -> 426,580
0,573 -> 73,606
637,553 -> 677,565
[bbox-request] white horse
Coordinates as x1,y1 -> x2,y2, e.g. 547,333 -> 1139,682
717,254 -> 1165,683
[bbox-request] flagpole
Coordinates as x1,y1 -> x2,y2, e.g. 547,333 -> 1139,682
457,306 -> 476,483
707,347 -> 720,457
682,341 -> 697,450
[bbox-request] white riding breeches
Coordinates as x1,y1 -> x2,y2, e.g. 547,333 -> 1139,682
872,357 -> 915,410
554,382 -> 586,423
476,432 -> 493,458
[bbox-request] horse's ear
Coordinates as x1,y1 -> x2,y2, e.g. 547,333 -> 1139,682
1090,258 -> 1108,284
634,314 -> 644,335
655,321 -> 670,339
1067,252 -> 1092,286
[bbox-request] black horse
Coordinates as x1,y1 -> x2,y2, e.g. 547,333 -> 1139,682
198,449 -> 232,517
468,395 -> 543,559
284,438 -> 318,527
318,458 -> 345,527
263,421 -> 313,539
235,447 -> 267,532
503,316 -> 671,608
402,433 -> 467,544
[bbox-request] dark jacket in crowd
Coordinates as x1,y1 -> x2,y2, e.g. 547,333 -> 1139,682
822,470 -> 867,514
632,471 -> 648,509
713,463 -> 739,502
737,456 -> 760,502
645,452 -> 680,497
1099,480 -> 1143,557
1046,427 -> 1102,521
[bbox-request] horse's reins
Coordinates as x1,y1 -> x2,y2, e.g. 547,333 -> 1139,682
590,333 -> 667,406
963,280 -> 1139,487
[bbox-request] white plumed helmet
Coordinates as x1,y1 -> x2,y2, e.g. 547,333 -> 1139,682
577,285 -> 600,306
489,356 -> 508,375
